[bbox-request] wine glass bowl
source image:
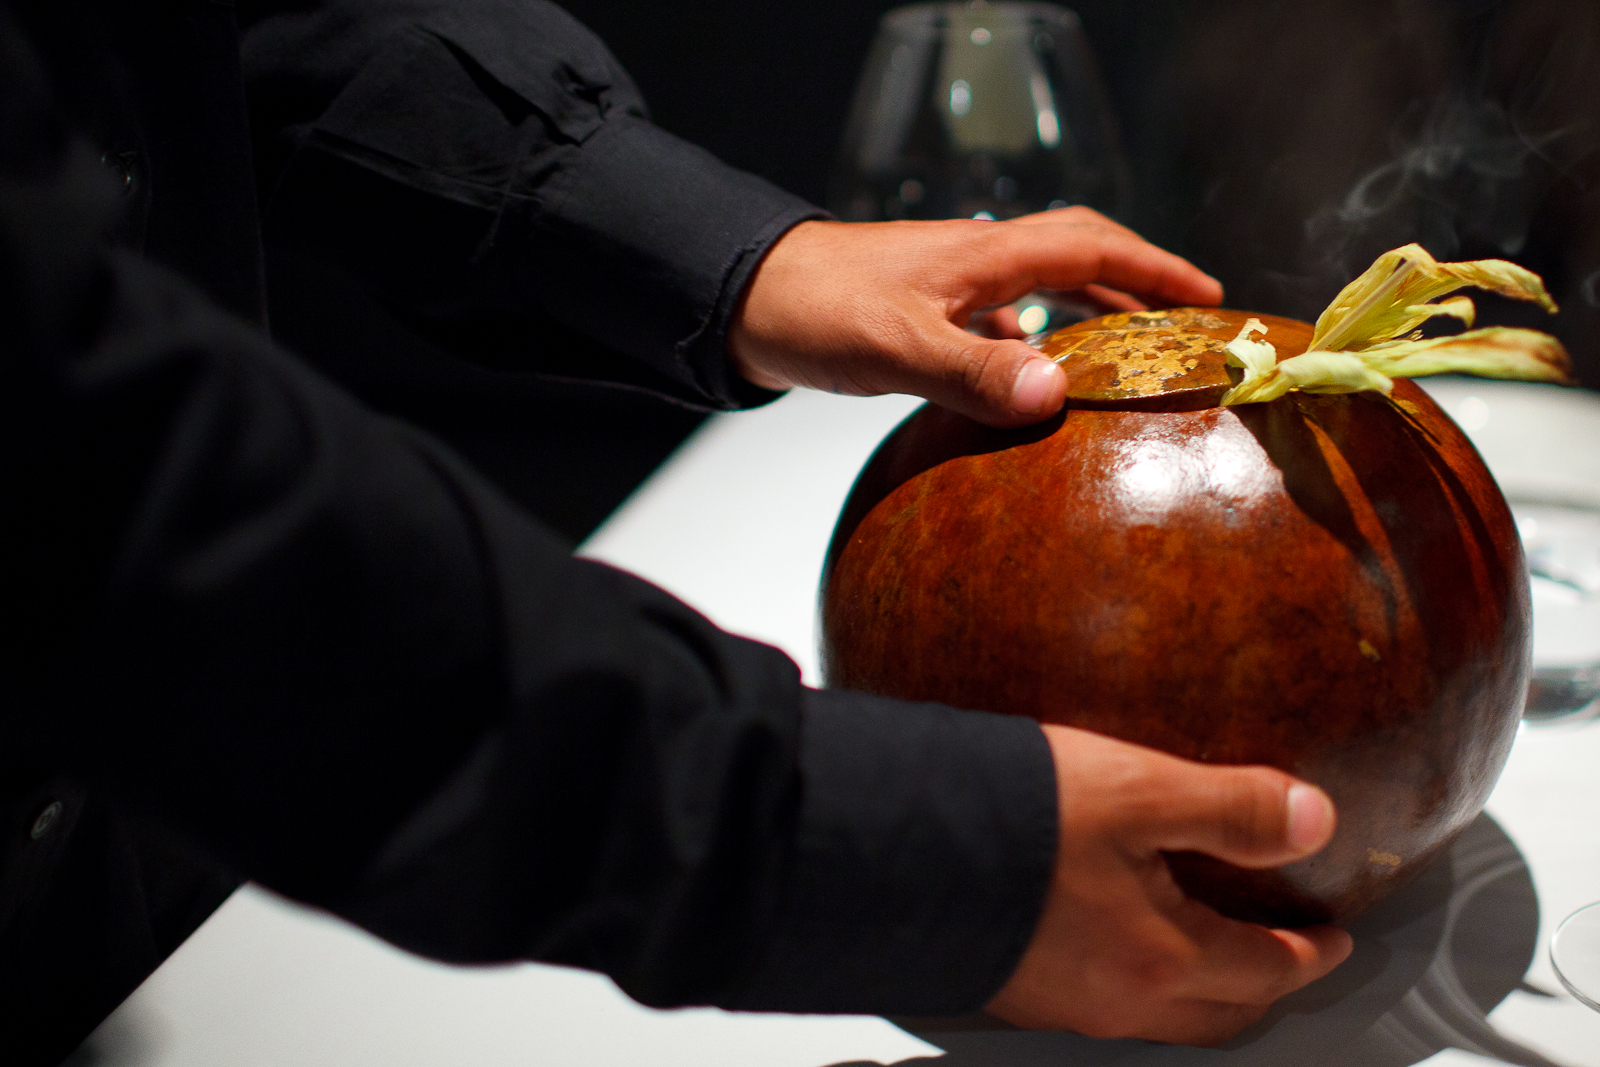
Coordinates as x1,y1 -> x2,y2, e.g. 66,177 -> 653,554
1553,901 -> 1600,1011
1419,379 -> 1600,724
829,2 -> 1130,225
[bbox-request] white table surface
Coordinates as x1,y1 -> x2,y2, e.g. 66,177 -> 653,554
79,386 -> 1600,1067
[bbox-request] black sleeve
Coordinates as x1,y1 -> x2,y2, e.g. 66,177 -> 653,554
239,0 -> 825,411
1,2 -> 1057,1015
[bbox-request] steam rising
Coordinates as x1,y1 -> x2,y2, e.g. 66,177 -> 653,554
1300,96 -> 1573,291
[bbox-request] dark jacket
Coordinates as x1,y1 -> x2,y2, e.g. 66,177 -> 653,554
0,1 -> 1058,1062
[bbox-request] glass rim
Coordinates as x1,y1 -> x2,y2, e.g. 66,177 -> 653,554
879,1 -> 1084,38
1551,900 -> 1600,1011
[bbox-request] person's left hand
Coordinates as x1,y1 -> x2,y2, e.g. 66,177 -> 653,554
727,208 -> 1223,428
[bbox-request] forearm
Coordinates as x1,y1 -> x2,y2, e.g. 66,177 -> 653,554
244,0 -> 823,409
5,196 -> 1052,1015
5,0 -> 1060,1014
726,690 -> 1056,1015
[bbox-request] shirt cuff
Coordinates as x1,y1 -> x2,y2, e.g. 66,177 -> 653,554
530,114 -> 828,409
725,689 -> 1058,1015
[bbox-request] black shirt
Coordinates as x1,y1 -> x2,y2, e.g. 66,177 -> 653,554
0,1 -> 1057,1061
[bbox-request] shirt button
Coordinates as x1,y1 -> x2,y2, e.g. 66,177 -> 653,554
30,801 -> 63,840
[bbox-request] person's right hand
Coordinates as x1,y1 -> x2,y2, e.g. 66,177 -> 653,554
986,725 -> 1354,1045
728,208 -> 1222,429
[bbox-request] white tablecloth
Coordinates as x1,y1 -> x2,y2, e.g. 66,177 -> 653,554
79,388 -> 1600,1067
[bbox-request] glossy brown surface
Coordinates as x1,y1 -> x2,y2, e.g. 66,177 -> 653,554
821,308 -> 1531,926
1034,306 -> 1311,409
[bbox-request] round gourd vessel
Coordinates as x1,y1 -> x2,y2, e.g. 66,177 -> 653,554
820,307 -> 1531,927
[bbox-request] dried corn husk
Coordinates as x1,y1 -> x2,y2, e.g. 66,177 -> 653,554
1219,244 -> 1573,406
1309,244 -> 1556,351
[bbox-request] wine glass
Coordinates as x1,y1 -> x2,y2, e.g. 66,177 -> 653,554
1419,382 -> 1600,1013
829,0 -> 1132,334
1536,498 -> 1600,1009
1553,903 -> 1600,1011
1513,502 -> 1600,722
1421,380 -> 1600,724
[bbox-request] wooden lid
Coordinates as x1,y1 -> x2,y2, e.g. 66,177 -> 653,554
1036,307 -> 1315,410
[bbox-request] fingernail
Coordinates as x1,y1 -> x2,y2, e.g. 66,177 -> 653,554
1334,928 -> 1355,960
1286,784 -> 1334,853
1011,358 -> 1063,415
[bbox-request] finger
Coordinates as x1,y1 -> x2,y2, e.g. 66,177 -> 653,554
987,287 -> 1147,338
912,327 -> 1068,427
1172,902 -> 1354,1006
1105,923 -> 1348,1045
971,304 -> 1027,339
1008,204 -> 1138,239
1079,283 -> 1147,313
989,225 -> 1223,309
1126,764 -> 1337,868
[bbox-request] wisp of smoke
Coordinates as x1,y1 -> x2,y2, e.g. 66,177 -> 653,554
1583,268 -> 1600,308
1304,93 -> 1572,287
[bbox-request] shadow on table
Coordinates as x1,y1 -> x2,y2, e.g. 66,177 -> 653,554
847,813 -> 1568,1067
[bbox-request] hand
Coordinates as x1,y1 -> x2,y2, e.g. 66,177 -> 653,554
985,725 -> 1353,1045
727,208 -> 1223,428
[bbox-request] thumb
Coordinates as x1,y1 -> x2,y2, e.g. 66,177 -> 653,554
1131,765 -> 1337,869
913,329 -> 1069,427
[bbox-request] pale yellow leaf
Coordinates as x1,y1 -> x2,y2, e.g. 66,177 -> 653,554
1308,243 -> 1558,353
1223,317 -> 1277,377
1357,328 -> 1575,384
1221,352 -> 1394,406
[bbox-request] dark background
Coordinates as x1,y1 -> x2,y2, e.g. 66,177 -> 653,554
560,0 -> 1600,372
301,0 -> 1598,542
